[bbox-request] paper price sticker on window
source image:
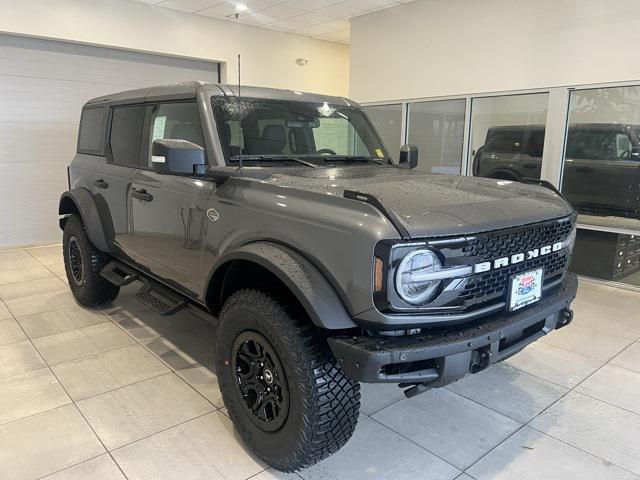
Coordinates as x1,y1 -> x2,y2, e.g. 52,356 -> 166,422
374,148 -> 384,158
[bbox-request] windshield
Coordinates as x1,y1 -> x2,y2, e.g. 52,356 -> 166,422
211,96 -> 391,166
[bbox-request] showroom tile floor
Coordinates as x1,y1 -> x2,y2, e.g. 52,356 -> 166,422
1,244 -> 640,479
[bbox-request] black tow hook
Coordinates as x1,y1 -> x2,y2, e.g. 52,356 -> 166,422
400,381 -> 435,398
557,308 -> 573,329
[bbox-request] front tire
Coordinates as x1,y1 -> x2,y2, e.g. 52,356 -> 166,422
216,289 -> 360,471
62,215 -> 119,307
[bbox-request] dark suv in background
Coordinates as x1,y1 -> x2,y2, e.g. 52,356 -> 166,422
473,123 -> 640,219
59,82 -> 578,471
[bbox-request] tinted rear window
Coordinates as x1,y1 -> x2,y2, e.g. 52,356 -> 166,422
109,105 -> 145,167
78,106 -> 107,155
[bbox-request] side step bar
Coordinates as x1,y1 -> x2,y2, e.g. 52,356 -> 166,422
100,261 -> 187,316
136,281 -> 187,316
100,261 -> 139,287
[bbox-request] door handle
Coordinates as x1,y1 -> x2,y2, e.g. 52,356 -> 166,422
522,163 -> 537,169
576,166 -> 594,174
93,179 -> 109,189
132,188 -> 153,202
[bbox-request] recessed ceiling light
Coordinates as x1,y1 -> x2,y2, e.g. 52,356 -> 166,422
235,3 -> 248,12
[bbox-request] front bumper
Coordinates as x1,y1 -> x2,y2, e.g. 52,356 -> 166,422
328,273 -> 577,387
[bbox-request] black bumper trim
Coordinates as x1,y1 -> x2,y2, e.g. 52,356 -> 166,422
328,273 -> 578,384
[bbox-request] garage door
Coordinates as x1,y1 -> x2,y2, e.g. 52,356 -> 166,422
0,34 -> 219,248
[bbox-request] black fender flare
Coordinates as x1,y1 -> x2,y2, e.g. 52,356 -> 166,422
208,242 -> 357,330
58,188 -> 113,253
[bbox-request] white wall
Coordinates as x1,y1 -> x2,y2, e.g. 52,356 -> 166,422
0,0 -> 349,97
350,0 -> 640,102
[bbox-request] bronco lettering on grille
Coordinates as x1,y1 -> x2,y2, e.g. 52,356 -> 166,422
473,241 -> 564,273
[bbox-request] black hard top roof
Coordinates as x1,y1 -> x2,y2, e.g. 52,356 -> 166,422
85,81 -> 356,107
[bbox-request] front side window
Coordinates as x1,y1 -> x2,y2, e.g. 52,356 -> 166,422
109,105 -> 145,167
148,102 -> 206,167
212,97 -> 390,167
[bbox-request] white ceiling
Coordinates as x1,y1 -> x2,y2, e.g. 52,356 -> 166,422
128,0 -> 414,44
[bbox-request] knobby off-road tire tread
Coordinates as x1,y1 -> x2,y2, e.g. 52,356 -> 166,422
218,289 -> 361,471
63,215 -> 119,307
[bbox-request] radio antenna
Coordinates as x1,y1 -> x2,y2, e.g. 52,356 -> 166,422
237,54 -> 242,170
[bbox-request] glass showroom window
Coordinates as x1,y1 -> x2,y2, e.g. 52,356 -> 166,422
562,86 -> 640,287
364,104 -> 403,163
470,93 -> 549,180
407,99 -> 466,174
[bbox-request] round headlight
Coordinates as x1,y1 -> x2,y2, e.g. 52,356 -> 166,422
395,249 -> 441,305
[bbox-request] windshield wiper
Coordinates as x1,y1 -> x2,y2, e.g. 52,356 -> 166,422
229,154 -> 316,168
315,155 -> 383,165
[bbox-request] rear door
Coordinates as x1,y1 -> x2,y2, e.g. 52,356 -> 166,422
95,104 -> 145,255
128,101 -> 213,298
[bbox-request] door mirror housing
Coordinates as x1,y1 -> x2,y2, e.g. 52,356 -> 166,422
399,144 -> 419,169
631,146 -> 640,159
151,139 -> 206,175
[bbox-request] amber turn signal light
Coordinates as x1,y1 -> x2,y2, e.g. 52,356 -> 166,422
374,256 -> 384,292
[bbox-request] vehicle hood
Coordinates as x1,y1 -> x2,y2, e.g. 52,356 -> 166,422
252,165 -> 575,238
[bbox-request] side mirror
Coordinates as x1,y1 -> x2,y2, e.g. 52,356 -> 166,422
151,139 -> 206,175
399,144 -> 419,169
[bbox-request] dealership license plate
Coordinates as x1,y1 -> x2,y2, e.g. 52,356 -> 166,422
508,268 -> 543,311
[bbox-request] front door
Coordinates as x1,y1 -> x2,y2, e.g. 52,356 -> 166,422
128,101 -> 213,299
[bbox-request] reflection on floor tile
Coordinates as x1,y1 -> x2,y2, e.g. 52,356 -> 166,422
576,364 -> 640,415
359,382 -> 406,416
610,341 -> 640,373
0,340 -> 46,379
300,417 -> 460,480
27,245 -> 63,266
52,344 -> 169,400
0,277 -> 67,301
506,341 -> 602,388
0,404 -> 104,480
468,426 -> 636,480
0,264 -> 54,285
447,364 -> 567,423
0,368 -> 70,425
41,454 -> 126,480
112,412 -> 265,480
176,363 -> 224,408
373,389 -> 521,469
0,318 -> 26,346
5,290 -> 79,317
0,250 -> 42,271
33,322 -> 135,365
16,305 -> 109,339
144,324 -> 216,371
530,392 -> 640,475
0,301 -> 11,320
77,373 -> 214,449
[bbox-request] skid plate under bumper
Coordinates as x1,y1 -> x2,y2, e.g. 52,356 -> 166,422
328,273 -> 577,389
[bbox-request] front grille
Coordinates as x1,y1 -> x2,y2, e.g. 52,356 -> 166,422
450,215 -> 575,312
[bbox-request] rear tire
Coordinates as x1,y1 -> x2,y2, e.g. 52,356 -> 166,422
215,289 -> 360,472
62,215 -> 119,307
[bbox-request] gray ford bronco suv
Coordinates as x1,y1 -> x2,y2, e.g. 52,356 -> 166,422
59,82 -> 578,471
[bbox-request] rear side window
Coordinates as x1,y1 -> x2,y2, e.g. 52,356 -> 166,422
78,106 -> 107,155
109,105 -> 145,167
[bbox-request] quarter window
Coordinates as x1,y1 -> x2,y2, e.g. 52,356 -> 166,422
78,106 -> 107,155
109,105 -> 145,167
